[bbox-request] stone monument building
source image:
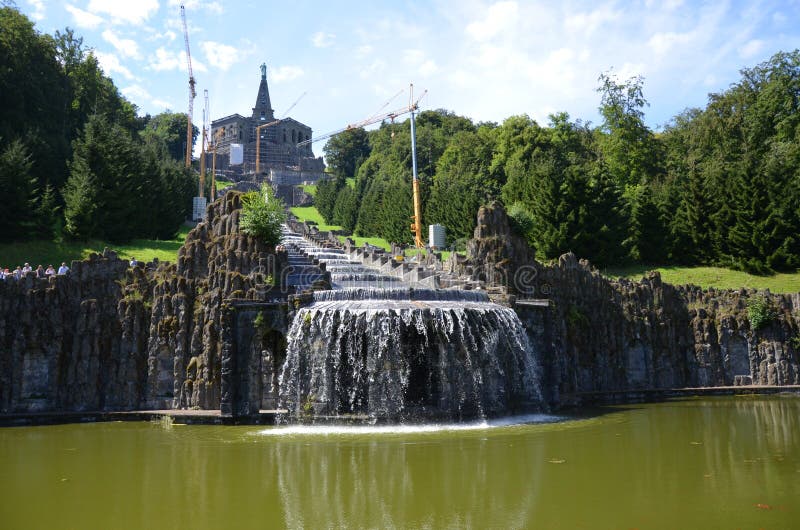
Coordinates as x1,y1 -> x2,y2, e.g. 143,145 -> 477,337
209,63 -> 325,184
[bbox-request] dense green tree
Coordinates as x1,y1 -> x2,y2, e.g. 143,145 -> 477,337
662,50 -> 800,271
64,115 -> 141,240
0,139 -> 36,242
314,176 -> 344,224
426,126 -> 498,242
140,111 -> 198,162
332,184 -> 358,233
595,72 -> 662,188
323,127 -> 370,180
64,114 -> 193,241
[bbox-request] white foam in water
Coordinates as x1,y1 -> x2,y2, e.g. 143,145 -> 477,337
258,414 -> 564,436
277,225 -> 546,423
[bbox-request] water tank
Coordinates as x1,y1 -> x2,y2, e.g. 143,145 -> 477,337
429,224 -> 446,249
229,143 -> 244,165
192,196 -> 207,221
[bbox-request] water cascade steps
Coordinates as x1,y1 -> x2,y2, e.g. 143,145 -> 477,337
277,227 -> 544,422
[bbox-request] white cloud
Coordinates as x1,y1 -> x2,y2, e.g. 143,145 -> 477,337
403,49 -> 439,77
167,0 -> 223,15
312,31 -> 335,48
121,84 -> 151,102
360,59 -> 387,79
65,4 -> 104,29
27,0 -> 45,21
355,45 -> 373,58
201,41 -> 247,71
148,47 -> 208,73
419,60 -> 439,76
403,49 -> 425,64
87,0 -> 159,25
94,51 -> 135,80
564,5 -> 621,36
147,30 -> 177,42
466,1 -> 518,41
122,85 -> 173,110
102,30 -> 141,59
270,65 -> 305,82
151,98 -> 173,109
647,31 -> 694,55
738,39 -> 764,59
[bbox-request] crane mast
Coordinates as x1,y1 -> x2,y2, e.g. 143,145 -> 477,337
298,85 -> 427,248
181,5 -> 195,169
199,89 -> 209,197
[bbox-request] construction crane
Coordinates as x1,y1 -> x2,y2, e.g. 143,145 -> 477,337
254,91 -> 307,176
297,85 -> 427,247
297,86 -> 426,148
198,89 -> 209,197
180,4 -> 196,169
210,128 -> 223,201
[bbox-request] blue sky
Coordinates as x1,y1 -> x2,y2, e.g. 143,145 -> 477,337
18,0 -> 800,157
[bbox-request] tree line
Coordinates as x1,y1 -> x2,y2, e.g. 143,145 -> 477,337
316,50 -> 800,273
0,7 -> 197,243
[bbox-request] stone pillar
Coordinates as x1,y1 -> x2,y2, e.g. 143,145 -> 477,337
220,303 -> 236,417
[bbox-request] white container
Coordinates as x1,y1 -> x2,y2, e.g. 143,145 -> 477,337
229,143 -> 244,165
192,196 -> 207,221
429,224 -> 446,249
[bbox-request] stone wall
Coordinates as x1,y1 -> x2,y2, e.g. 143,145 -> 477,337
465,202 -> 800,407
0,192 -> 285,413
2,197 -> 798,415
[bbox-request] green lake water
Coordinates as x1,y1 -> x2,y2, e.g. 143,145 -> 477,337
1,396 -> 798,529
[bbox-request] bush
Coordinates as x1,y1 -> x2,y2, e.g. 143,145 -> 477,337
507,202 -> 535,243
239,184 -> 286,246
747,296 -> 776,331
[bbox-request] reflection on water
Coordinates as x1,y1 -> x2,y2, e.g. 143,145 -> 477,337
1,397 -> 798,529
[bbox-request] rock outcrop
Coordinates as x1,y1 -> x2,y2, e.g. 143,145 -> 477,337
464,203 -> 800,406
1,197 -> 798,415
0,192 -> 285,413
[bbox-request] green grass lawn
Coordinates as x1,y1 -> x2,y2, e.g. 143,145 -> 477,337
605,264 -> 800,293
290,206 -> 344,232
0,225 -> 192,269
215,178 -> 235,190
300,184 -> 317,197
337,235 -> 392,251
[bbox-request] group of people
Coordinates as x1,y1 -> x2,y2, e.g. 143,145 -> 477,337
0,262 -> 70,281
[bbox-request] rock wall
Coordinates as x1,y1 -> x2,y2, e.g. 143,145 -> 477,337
0,251 -> 134,412
465,202 -> 800,406
0,192 -> 285,413
2,197 -> 798,415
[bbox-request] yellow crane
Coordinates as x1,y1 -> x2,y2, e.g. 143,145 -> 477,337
298,85 -> 427,247
210,128 -> 223,200
180,4 -> 196,169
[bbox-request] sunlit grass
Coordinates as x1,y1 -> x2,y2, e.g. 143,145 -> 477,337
289,206 -> 343,232
337,235 -> 391,251
0,225 -> 192,268
215,178 -> 235,190
604,264 -> 800,294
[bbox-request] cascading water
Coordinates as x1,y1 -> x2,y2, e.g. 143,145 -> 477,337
278,228 -> 543,421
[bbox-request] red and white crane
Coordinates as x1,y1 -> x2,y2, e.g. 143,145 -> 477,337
180,4 -> 196,170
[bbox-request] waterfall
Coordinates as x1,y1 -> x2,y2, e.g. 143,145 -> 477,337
278,228 -> 543,422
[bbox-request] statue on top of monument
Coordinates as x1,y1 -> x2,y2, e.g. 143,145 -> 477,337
260,63 -> 266,79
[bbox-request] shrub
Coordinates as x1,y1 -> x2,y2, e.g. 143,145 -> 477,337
508,202 -> 535,243
747,296 -> 776,331
239,184 -> 286,246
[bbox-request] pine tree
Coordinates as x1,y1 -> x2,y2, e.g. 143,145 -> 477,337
0,139 -> 36,242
